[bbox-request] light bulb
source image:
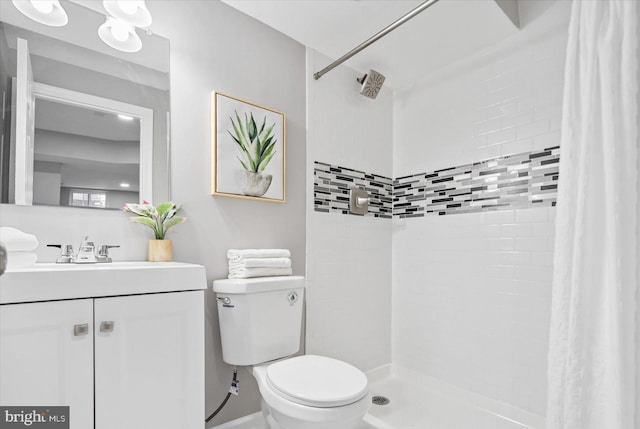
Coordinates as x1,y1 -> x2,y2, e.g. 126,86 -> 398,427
110,20 -> 131,42
11,0 -> 68,26
31,0 -> 54,14
117,0 -> 138,15
98,16 -> 142,52
103,0 -> 151,27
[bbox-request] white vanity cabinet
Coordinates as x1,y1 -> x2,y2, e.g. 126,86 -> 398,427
0,262 -> 206,429
0,299 -> 95,427
94,291 -> 203,429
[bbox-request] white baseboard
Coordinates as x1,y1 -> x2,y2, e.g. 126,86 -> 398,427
212,412 -> 264,429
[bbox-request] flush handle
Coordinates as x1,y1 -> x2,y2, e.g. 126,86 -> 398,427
100,321 -> 115,333
287,292 -> 299,304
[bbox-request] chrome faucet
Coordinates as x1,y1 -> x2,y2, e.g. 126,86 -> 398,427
46,244 -> 75,263
47,237 -> 119,263
75,236 -> 97,263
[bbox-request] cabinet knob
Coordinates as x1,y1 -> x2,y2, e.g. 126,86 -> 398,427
100,321 -> 115,333
73,323 -> 89,336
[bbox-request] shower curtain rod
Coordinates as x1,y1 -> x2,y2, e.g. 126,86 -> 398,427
313,0 -> 440,80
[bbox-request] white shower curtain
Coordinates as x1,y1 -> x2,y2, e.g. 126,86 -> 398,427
547,1 -> 638,429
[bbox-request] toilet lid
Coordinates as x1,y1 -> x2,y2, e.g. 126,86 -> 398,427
266,355 -> 368,408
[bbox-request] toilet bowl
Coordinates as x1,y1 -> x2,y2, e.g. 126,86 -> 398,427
251,355 -> 370,429
212,276 -> 370,429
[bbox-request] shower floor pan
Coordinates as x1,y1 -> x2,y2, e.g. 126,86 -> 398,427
214,364 -> 543,429
364,364 -> 544,429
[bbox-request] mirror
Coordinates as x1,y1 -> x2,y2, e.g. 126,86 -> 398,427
0,1 -> 170,210
29,83 -> 151,209
36,101 -> 140,209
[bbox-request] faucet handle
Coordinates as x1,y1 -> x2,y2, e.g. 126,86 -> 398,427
97,245 -> 120,263
47,244 -> 74,263
98,245 -> 120,256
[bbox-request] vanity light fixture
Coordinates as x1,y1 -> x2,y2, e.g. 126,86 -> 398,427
98,16 -> 142,53
103,0 -> 152,28
11,0 -> 69,27
117,113 -> 135,121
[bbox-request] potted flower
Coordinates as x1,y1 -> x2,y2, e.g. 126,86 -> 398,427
228,111 -> 277,196
123,201 -> 187,262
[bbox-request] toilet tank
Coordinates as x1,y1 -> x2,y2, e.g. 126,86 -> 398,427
212,276 -> 305,366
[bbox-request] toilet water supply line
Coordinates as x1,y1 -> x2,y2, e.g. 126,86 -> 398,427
205,367 -> 239,423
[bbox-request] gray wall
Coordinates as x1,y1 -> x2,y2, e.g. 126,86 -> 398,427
0,1 -> 306,425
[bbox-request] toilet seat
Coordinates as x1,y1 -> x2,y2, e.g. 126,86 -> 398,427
265,355 -> 368,407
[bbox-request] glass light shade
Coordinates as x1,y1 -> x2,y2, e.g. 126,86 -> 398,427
103,0 -> 152,28
11,0 -> 68,27
98,17 -> 142,53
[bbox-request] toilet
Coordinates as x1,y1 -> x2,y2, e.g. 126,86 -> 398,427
212,276 -> 370,429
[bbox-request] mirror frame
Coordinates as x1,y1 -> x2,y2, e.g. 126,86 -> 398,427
14,82 -> 154,206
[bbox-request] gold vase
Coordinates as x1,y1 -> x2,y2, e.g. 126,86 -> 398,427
148,240 -> 172,262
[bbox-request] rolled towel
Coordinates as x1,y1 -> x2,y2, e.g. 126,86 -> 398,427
0,227 -> 39,252
6,251 -> 37,269
228,267 -> 292,279
229,257 -> 292,269
227,249 -> 291,262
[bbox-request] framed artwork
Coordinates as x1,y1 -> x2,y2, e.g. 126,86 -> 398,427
212,91 -> 286,202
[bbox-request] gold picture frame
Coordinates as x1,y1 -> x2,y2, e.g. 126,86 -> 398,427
211,91 -> 286,202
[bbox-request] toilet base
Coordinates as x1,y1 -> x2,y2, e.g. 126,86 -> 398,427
261,396 -> 367,429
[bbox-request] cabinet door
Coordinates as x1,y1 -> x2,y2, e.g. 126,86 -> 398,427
94,291 -> 204,429
0,299 -> 94,429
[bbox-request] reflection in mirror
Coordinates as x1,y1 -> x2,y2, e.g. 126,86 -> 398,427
34,99 -> 141,209
0,1 -> 170,210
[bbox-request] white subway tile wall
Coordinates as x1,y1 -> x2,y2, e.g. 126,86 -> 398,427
307,213 -> 392,371
306,49 -> 393,372
392,4 -> 569,417
393,208 -> 555,415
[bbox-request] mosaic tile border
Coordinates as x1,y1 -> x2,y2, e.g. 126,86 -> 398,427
313,162 -> 393,218
314,146 -> 559,219
394,146 -> 559,218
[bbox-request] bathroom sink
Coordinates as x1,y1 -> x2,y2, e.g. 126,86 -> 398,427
0,262 -> 206,304
13,261 -> 175,270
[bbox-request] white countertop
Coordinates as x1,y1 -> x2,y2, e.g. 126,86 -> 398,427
0,262 -> 207,304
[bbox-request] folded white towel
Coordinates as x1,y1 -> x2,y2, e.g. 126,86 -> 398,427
229,257 -> 292,269
228,267 -> 292,279
6,251 -> 37,269
227,249 -> 291,262
0,227 -> 39,252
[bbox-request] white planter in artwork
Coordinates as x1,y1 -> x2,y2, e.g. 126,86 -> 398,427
241,170 -> 273,197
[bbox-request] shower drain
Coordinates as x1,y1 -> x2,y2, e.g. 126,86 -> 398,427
372,395 -> 390,406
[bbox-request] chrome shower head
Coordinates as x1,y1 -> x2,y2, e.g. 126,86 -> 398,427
357,69 -> 386,99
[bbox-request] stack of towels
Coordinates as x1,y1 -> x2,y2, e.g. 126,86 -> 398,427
0,227 -> 39,269
227,249 -> 292,279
